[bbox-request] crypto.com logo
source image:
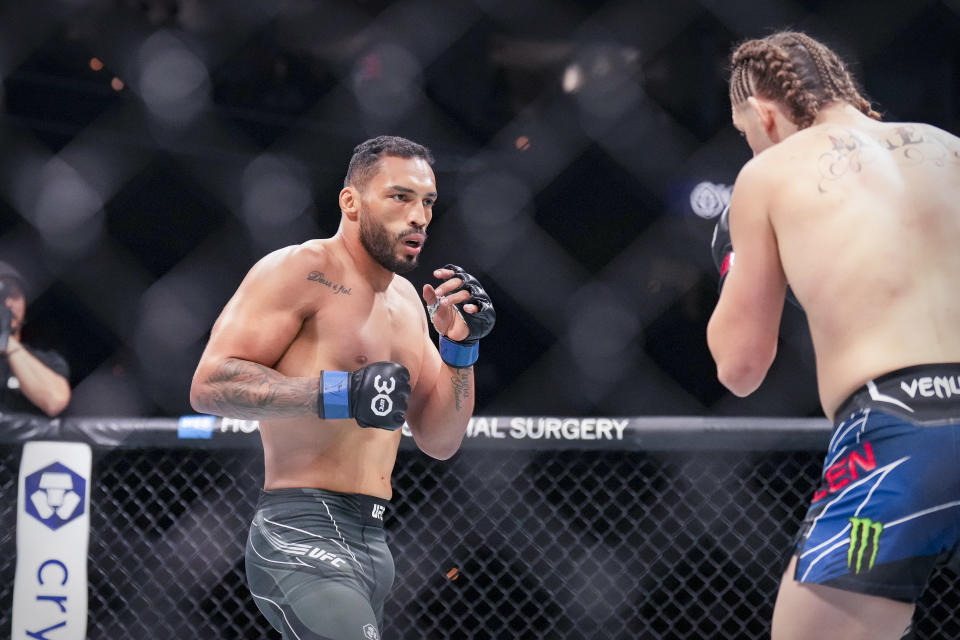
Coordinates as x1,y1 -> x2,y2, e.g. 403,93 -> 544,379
24,462 -> 87,531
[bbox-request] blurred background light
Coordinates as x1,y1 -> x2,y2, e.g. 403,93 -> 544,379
137,31 -> 210,127
569,42 -> 643,121
29,158 -> 105,256
689,181 -> 732,219
351,43 -> 423,121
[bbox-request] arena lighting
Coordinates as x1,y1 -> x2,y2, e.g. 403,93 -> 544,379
88,57 -> 103,71
562,63 -> 584,93
689,181 -> 732,219
137,31 -> 210,126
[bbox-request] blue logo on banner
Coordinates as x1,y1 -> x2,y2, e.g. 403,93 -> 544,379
24,462 -> 87,531
178,415 -> 216,439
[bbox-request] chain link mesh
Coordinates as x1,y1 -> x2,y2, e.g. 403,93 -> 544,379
3,2 -> 957,419
1,445 -> 957,639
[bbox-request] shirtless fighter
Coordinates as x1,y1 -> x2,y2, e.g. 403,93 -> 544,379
190,135 -> 494,639
707,31 -> 960,639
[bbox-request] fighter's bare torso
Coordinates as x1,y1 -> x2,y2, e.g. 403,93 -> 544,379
190,151 -> 476,500
248,239 -> 429,498
750,115 -> 960,419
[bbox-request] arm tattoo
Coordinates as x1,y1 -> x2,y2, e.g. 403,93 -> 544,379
201,358 -> 319,419
450,369 -> 472,412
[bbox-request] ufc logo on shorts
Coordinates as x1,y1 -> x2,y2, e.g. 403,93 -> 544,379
371,375 -> 395,416
371,504 -> 385,520
308,548 -> 346,568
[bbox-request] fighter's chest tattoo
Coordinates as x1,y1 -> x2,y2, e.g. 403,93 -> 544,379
306,271 -> 353,296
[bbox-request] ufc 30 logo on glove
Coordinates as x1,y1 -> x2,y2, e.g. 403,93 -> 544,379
370,375 -> 397,417
317,362 -> 411,430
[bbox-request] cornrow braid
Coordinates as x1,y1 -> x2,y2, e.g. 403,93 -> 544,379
730,37 -> 822,128
793,34 -> 840,98
795,32 -> 882,121
729,31 -> 881,129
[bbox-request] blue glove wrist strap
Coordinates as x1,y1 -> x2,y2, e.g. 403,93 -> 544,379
439,336 -> 479,368
321,371 -> 350,419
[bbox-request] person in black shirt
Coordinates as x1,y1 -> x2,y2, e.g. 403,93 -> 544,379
0,262 -> 70,416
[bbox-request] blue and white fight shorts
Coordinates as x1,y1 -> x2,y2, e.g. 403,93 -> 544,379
793,363 -> 960,602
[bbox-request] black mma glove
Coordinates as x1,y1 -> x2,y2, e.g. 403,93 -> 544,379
428,264 -> 496,368
710,205 -> 803,309
711,205 -> 734,292
316,362 -> 410,430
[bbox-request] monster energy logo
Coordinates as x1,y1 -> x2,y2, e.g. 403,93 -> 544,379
847,517 -> 883,574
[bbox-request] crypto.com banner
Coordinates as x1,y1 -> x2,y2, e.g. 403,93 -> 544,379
12,441 -> 91,640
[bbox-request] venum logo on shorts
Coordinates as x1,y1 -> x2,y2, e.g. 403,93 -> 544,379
901,375 -> 960,400
362,623 -> 379,640
848,517 -> 883,574
371,375 -> 395,416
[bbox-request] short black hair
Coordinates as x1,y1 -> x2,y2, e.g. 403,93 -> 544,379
343,135 -> 434,191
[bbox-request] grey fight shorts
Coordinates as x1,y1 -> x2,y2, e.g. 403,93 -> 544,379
245,488 -> 394,640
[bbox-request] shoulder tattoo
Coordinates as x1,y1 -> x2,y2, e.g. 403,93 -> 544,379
817,125 -> 960,193
874,125 -> 960,168
817,130 -> 875,193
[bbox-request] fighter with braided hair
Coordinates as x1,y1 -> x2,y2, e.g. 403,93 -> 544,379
708,30 -> 960,639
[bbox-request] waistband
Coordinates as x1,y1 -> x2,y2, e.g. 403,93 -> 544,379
835,363 -> 960,426
259,487 -> 389,528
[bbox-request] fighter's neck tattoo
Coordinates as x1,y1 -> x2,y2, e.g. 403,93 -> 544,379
307,271 -> 352,295
818,125 -> 960,193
